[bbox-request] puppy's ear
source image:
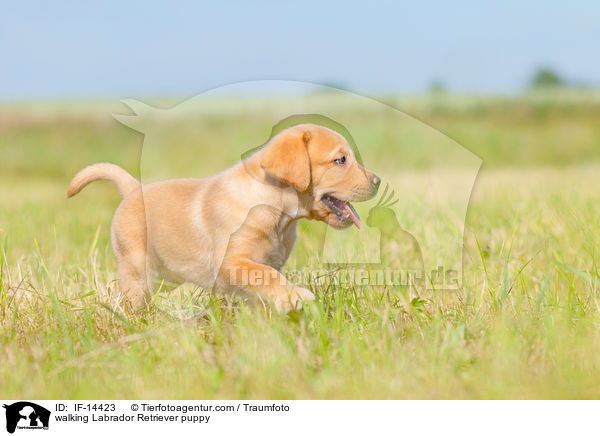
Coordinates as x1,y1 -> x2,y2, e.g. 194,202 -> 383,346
261,129 -> 311,192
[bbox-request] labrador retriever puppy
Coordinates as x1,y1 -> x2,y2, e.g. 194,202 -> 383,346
68,123 -> 380,313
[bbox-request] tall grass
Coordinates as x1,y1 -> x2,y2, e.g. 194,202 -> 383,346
0,92 -> 599,398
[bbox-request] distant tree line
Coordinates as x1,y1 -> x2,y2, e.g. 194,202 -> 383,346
427,66 -> 590,93
530,67 -> 564,89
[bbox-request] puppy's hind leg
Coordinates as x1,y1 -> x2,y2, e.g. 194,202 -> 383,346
111,205 -> 152,312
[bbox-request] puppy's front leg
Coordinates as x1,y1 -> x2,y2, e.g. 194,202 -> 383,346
219,257 -> 314,313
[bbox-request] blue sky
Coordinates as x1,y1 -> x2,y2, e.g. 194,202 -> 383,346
1,1 -> 599,100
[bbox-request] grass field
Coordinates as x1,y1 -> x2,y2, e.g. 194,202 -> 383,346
1,91 -> 600,399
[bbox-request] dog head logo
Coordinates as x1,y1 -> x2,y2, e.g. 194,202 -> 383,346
3,402 -> 50,433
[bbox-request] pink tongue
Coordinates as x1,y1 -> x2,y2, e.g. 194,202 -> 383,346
342,203 -> 362,229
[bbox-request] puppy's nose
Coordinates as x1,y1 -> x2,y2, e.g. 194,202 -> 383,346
372,175 -> 381,189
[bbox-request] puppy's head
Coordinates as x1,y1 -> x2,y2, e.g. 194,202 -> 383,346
260,124 -> 380,229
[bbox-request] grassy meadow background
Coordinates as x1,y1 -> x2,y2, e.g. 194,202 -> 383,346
1,90 -> 600,398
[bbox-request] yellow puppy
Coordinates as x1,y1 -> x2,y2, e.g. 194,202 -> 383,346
68,124 -> 380,312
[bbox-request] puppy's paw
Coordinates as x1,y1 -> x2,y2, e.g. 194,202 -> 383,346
118,291 -> 151,314
274,287 -> 315,313
292,286 -> 316,309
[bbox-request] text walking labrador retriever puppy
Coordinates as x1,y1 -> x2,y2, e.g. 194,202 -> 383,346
68,124 -> 381,313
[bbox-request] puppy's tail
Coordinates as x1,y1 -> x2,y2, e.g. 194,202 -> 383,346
67,163 -> 141,198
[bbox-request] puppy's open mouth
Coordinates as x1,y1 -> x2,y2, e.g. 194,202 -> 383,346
321,194 -> 362,229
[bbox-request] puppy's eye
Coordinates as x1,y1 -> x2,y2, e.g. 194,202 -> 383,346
333,156 -> 346,165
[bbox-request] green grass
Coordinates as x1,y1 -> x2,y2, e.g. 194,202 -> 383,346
1,92 -> 600,398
